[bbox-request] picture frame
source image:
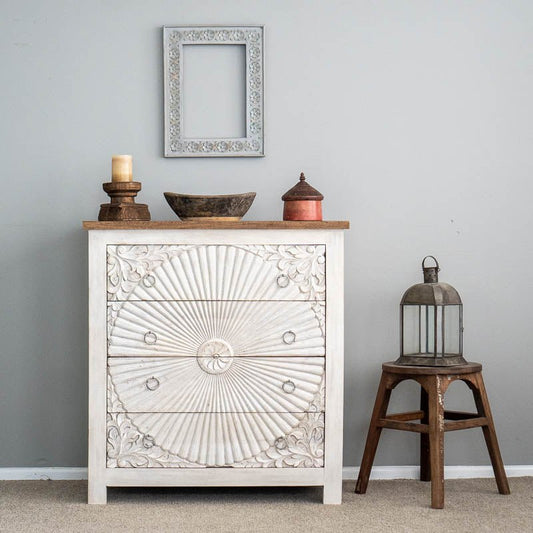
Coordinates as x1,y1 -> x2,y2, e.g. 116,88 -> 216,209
163,25 -> 264,157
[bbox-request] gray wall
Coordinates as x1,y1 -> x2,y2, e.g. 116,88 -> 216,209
1,0 -> 532,468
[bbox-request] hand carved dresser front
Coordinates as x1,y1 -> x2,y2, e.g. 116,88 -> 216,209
85,222 -> 347,504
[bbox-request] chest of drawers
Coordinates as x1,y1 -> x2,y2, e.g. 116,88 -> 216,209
85,221 -> 347,504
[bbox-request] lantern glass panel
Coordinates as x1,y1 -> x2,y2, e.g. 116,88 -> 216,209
443,304 -> 461,355
402,304 -> 462,357
424,305 -> 437,354
402,305 -> 420,355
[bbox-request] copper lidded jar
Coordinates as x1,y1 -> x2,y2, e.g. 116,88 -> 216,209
396,256 -> 467,367
282,173 -> 323,221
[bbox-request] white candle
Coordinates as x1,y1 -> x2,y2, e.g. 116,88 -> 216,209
111,155 -> 133,182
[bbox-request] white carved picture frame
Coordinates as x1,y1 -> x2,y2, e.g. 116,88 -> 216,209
163,25 -> 264,157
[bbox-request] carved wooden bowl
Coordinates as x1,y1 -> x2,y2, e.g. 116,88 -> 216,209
164,192 -> 256,221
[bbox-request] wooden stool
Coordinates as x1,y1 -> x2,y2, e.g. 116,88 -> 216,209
355,362 -> 510,509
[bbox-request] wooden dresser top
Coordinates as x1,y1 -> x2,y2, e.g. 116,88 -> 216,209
83,220 -> 350,230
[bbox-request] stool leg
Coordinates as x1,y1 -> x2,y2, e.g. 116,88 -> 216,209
427,375 -> 445,509
420,387 -> 430,482
469,373 -> 511,495
355,372 -> 393,494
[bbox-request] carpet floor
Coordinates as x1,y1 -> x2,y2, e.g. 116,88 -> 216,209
1,478 -> 531,532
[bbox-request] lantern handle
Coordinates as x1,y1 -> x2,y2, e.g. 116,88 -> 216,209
422,255 -> 440,271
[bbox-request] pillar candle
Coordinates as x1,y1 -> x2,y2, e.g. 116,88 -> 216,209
111,155 -> 133,182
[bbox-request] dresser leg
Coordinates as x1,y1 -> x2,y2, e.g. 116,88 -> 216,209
323,482 -> 342,504
88,481 -> 107,504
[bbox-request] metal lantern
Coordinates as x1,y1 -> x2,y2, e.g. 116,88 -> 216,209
396,256 -> 467,366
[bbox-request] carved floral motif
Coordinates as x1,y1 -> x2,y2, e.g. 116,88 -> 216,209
107,412 -> 199,468
107,302 -> 121,334
107,244 -> 326,302
107,380 -> 197,468
107,245 -> 194,301
234,378 -> 325,468
244,245 -> 326,301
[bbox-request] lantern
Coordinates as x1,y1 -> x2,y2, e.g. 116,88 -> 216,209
396,256 -> 467,366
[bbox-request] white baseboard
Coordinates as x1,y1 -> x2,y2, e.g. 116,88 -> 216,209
0,467 -> 88,480
342,465 -> 533,480
1,465 -> 532,481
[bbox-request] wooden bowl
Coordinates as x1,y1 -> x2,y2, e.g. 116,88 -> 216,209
164,192 -> 256,221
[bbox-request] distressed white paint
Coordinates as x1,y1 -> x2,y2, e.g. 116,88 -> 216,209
323,230 -> 344,504
107,244 -> 325,302
105,467 -> 324,487
88,229 -> 345,504
108,356 -> 325,413
108,300 -> 324,356
107,411 -> 324,468
88,231 -> 108,504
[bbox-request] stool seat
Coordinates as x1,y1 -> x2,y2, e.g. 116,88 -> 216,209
383,362 -> 482,375
355,362 -> 510,509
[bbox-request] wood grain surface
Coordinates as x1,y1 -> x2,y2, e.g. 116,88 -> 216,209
83,220 -> 350,230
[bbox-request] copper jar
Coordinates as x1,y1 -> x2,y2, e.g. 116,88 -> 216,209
282,173 -> 324,221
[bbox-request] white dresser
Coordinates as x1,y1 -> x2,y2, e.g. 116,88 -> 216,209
85,221 -> 348,504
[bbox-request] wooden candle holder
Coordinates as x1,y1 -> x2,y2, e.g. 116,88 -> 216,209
98,181 -> 151,221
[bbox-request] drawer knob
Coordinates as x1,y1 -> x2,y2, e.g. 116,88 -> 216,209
142,274 -> 156,288
144,331 -> 157,345
282,330 -> 296,345
142,435 -> 155,448
145,377 -> 160,391
276,274 -> 289,288
282,380 -> 296,394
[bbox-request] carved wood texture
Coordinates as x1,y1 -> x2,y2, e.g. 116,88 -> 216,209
106,244 -> 326,468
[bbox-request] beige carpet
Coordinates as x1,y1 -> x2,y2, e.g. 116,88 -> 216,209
1,478 -> 531,532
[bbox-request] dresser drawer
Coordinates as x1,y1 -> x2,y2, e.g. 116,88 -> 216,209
107,244 -> 325,302
108,356 -> 324,414
107,410 -> 324,468
107,300 -> 325,356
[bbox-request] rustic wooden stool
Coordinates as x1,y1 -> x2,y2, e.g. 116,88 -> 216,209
355,362 -> 510,508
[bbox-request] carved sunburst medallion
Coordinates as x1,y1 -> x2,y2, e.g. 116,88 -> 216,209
197,338 -> 234,374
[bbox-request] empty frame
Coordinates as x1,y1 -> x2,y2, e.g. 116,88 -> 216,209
164,26 -> 264,157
